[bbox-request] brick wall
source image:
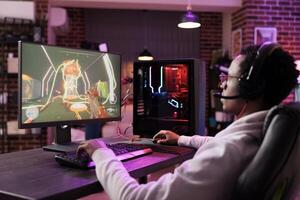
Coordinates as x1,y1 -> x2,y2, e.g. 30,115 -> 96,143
199,12 -> 223,64
35,0 -> 48,20
6,75 -> 18,120
198,12 -> 223,132
56,8 -> 85,48
2,2 -> 86,153
36,0 -> 85,48
232,0 -> 300,103
1,0 -> 49,153
232,0 -> 300,60
35,0 -> 48,43
2,1 -> 85,153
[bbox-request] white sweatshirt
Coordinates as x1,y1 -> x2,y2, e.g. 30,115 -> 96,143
92,110 -> 268,200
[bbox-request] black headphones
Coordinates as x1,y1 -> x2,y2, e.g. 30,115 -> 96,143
238,42 -> 281,100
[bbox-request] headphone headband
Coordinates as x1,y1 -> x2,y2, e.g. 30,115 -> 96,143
239,42 -> 281,99
246,42 -> 281,81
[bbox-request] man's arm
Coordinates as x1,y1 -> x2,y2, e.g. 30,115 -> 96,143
178,135 -> 213,149
92,140 -> 242,200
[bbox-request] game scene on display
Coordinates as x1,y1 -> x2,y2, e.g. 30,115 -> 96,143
19,42 -> 121,125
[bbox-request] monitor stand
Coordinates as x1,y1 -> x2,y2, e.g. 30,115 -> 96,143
43,125 -> 80,152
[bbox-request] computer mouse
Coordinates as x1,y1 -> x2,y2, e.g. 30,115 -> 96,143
152,134 -> 167,143
152,139 -> 158,144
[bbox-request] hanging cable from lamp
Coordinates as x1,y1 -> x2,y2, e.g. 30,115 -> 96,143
138,10 -> 154,61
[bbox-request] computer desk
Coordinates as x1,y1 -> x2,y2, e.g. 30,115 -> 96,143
0,138 -> 196,200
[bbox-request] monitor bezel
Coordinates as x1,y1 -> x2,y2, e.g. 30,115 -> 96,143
18,41 -> 122,129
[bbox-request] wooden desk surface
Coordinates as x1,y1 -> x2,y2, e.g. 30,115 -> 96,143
0,140 -> 195,200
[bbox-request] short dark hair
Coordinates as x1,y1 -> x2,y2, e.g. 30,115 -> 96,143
239,44 -> 299,109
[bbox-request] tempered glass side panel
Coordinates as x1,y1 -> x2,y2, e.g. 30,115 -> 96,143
133,60 -> 194,136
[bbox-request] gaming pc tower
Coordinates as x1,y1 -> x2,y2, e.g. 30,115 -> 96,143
133,59 -> 206,137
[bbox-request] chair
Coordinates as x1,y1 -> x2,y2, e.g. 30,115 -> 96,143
233,102 -> 300,200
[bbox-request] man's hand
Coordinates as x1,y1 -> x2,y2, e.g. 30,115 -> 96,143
153,130 -> 180,145
77,139 -> 107,157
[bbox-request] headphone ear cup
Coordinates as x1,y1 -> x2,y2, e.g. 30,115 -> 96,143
238,43 -> 280,100
239,76 -> 265,100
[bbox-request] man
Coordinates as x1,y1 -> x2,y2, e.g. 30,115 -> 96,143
78,42 -> 298,200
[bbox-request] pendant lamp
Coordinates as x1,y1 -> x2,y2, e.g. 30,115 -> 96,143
178,3 -> 201,29
138,48 -> 154,61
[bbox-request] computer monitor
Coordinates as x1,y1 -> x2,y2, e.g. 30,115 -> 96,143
18,41 -> 121,151
133,59 -> 206,137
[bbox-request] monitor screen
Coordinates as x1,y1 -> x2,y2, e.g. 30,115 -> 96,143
18,42 -> 121,129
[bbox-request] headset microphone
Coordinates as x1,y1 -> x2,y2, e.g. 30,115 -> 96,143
213,92 -> 240,99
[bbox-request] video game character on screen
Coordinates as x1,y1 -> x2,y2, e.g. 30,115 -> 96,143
20,43 -> 120,124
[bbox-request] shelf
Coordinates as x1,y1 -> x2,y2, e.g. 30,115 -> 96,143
0,40 -> 19,45
0,17 -> 46,153
0,73 -> 18,78
7,73 -> 18,78
0,17 -> 33,25
144,117 -> 188,123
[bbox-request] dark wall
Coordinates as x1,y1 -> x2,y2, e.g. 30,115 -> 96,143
84,9 -> 201,62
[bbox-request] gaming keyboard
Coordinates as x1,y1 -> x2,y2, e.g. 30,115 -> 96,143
54,143 -> 153,169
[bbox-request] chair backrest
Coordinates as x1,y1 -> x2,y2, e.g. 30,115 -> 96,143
233,102 -> 300,200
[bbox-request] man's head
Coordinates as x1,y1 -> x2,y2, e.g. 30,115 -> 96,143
220,43 -> 298,116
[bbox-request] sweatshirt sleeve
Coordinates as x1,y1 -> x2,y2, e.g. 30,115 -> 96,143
178,135 -> 213,149
91,139 -> 244,200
